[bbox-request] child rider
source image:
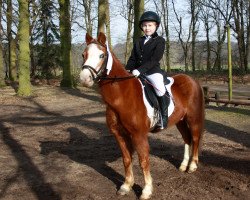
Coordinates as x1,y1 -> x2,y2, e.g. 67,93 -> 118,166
126,11 -> 169,130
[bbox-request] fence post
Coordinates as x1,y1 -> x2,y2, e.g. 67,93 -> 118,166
203,86 -> 210,105
227,24 -> 233,101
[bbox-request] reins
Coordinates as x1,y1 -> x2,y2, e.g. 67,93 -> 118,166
99,75 -> 136,81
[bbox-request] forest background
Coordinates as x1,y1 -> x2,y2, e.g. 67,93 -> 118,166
0,0 -> 249,96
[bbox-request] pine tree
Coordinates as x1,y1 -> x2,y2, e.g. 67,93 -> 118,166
35,0 -> 60,78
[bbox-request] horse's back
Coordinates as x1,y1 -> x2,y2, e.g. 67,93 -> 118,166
170,74 -> 204,125
172,74 -> 203,101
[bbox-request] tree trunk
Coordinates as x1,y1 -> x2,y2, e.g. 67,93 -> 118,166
232,0 -> 246,72
83,0 -> 93,36
125,0 -> 134,63
105,0 -> 112,48
205,23 -> 211,71
97,0 -> 106,35
59,0 -> 73,88
191,0 -> 198,72
213,21 -> 226,71
0,0 -> 5,86
247,1 -> 250,72
7,0 -> 17,81
133,0 -> 144,43
161,0 -> 170,72
17,0 -> 31,96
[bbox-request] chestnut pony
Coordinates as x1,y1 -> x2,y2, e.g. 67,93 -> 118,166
80,32 -> 204,200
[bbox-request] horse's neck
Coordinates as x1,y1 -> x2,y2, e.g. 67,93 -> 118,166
99,54 -> 142,106
109,54 -> 128,76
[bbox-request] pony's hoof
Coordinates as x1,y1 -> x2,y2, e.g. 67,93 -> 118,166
117,185 -> 131,196
179,164 -> 187,172
187,162 -> 197,173
187,167 -> 197,173
140,194 -> 152,200
140,185 -> 152,200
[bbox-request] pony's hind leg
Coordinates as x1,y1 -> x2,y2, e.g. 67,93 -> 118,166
188,124 -> 202,173
106,107 -> 134,195
176,120 -> 192,172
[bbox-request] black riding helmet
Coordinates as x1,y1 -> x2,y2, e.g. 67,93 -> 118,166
139,11 -> 161,28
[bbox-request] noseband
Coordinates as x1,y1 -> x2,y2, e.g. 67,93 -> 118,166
81,63 -> 107,82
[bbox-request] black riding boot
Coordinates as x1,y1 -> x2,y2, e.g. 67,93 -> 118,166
155,93 -> 169,130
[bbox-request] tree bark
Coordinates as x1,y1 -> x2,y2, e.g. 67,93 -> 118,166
59,0 -> 73,87
97,0 -> 106,35
191,0 -> 199,72
125,0 -> 134,63
7,0 -> 17,81
232,0 -> 249,73
161,0 -> 170,72
17,0 -> 31,96
82,0 -> 93,36
105,0 -> 112,48
172,1 -> 191,72
247,0 -> 250,72
0,0 -> 5,86
133,0 -> 144,43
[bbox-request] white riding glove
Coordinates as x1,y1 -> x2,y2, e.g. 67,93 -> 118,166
132,69 -> 140,77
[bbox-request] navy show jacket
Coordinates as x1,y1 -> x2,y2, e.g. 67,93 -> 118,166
125,32 -> 165,75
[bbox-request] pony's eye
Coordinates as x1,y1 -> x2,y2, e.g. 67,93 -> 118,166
99,54 -> 105,59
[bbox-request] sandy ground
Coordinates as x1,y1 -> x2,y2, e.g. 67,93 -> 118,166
0,85 -> 249,200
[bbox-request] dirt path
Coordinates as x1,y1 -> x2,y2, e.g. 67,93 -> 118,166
0,85 -> 249,200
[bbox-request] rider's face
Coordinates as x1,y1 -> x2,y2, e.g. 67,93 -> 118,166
141,21 -> 157,36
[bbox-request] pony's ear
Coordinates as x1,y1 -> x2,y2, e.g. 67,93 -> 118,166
97,32 -> 106,46
86,33 -> 93,45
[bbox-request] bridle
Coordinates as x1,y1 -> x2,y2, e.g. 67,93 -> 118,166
81,42 -> 135,82
81,42 -> 109,82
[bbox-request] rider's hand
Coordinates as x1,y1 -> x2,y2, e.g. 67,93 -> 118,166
132,70 -> 140,77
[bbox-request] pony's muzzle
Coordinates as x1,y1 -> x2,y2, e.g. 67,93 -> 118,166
80,69 -> 94,87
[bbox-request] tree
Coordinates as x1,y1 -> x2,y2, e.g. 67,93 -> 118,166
231,0 -> 249,72
190,0 -> 200,72
17,0 -> 32,96
81,0 -> 94,36
105,0 -> 111,48
97,0 -> 106,34
97,0 -> 111,47
29,0 -> 39,77
172,0 -> 192,71
247,0 -> 250,71
133,0 -> 144,43
7,0 -> 17,81
153,0 -> 171,72
123,0 -> 134,63
0,0 -> 5,86
35,0 -> 60,78
199,0 -> 213,71
59,0 -> 73,87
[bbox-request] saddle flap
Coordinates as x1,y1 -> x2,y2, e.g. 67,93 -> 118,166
140,78 -> 159,108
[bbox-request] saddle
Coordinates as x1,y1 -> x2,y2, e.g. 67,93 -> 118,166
139,75 -> 171,110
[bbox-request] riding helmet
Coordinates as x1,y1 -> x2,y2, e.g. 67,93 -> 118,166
139,11 -> 161,27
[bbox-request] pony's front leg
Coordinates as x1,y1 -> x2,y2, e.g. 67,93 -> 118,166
106,107 -> 134,196
133,135 -> 153,200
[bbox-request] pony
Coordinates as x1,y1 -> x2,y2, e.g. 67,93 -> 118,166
79,32 -> 204,200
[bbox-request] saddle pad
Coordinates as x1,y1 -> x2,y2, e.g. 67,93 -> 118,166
139,77 -> 175,128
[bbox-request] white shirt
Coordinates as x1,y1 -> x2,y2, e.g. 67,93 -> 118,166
144,35 -> 151,44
